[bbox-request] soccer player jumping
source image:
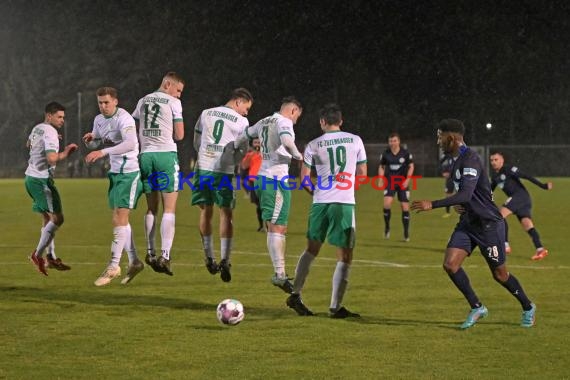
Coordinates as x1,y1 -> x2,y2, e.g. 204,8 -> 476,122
412,119 -> 536,329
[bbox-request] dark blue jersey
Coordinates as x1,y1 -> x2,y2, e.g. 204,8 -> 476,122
490,165 -> 548,198
380,148 -> 413,177
432,146 -> 502,226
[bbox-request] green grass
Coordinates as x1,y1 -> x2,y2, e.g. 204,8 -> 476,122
1,177 -> 569,379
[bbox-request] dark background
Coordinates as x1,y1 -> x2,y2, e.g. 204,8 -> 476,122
1,0 -> 569,175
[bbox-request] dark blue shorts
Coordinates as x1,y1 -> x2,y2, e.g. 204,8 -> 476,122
384,181 -> 410,202
503,195 -> 532,220
447,219 -> 506,268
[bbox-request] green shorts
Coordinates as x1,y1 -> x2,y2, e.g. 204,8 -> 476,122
306,203 -> 356,248
107,171 -> 143,209
25,176 -> 62,214
139,152 -> 179,193
255,176 -> 291,226
191,169 -> 235,208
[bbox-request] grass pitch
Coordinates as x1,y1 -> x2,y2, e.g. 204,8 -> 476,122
0,177 -> 568,379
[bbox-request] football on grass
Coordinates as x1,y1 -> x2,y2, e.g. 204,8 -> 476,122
216,299 -> 244,325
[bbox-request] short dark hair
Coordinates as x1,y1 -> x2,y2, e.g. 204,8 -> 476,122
96,87 -> 118,99
438,119 -> 465,135
230,88 -> 253,103
281,96 -> 302,109
45,102 -> 65,114
319,103 -> 342,126
489,151 -> 504,158
388,132 -> 400,140
164,71 -> 184,85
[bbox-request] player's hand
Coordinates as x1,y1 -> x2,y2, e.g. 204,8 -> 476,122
453,205 -> 466,214
546,182 -> 553,190
85,150 -> 104,163
411,200 -> 432,212
66,143 -> 79,155
83,132 -> 94,143
402,179 -> 410,189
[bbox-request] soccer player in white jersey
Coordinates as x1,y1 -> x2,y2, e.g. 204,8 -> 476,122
25,102 -> 78,275
286,103 -> 367,318
83,87 -> 143,286
132,72 -> 185,276
192,88 -> 253,282
235,96 -> 304,293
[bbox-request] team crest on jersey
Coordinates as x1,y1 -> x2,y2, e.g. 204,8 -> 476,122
399,157 -> 405,163
500,174 -> 506,180
463,168 -> 478,177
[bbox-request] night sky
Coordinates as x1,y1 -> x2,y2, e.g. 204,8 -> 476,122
1,0 -> 569,171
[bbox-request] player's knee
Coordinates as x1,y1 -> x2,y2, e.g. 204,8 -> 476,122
492,269 -> 509,283
52,214 -> 64,226
442,261 -> 457,274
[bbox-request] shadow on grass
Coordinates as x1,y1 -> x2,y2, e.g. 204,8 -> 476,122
0,285 -> 215,310
0,285 -> 289,319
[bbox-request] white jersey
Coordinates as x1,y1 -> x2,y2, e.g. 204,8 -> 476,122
194,105 -> 249,174
25,123 -> 60,179
303,131 -> 367,204
132,90 -> 183,153
246,112 -> 296,179
91,108 -> 139,173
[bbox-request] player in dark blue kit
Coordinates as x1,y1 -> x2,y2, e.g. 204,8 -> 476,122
439,153 -> 454,217
489,152 -> 552,261
377,133 -> 414,241
412,119 -> 536,329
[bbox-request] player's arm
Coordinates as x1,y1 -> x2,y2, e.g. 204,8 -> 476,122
172,100 -> 184,141
193,117 -> 202,152
44,130 -> 77,166
299,163 -> 314,196
46,144 -> 78,166
85,124 -> 136,163
356,162 -> 368,177
234,126 -> 253,152
174,120 -> 184,141
515,168 -> 552,190
299,145 -> 315,195
412,165 -> 479,212
279,133 -> 302,160
403,162 -> 414,189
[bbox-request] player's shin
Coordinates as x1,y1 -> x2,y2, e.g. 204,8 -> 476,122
110,226 -> 128,266
160,213 -> 175,259
144,214 -> 156,255
124,224 -> 139,263
267,232 -> 286,277
498,274 -> 533,310
221,237 -> 232,261
330,261 -> 350,311
36,221 -> 58,256
447,268 -> 482,309
293,250 -> 315,294
201,234 -> 215,260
